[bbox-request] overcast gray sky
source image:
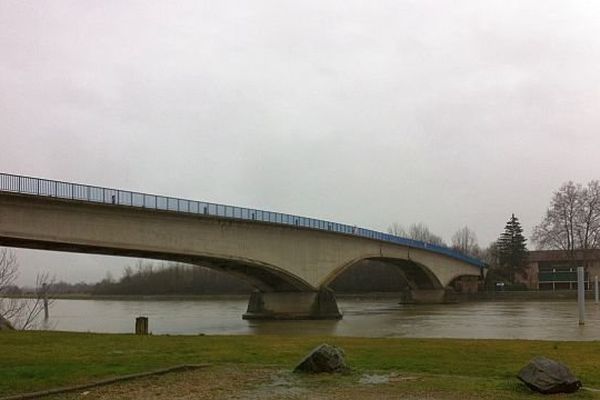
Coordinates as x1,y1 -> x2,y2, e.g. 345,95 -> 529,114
2,0 -> 599,285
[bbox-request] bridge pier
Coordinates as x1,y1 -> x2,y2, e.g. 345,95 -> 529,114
401,288 -> 457,304
243,289 -> 342,320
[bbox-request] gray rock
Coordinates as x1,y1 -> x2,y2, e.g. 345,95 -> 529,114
0,315 -> 15,331
294,344 -> 348,373
517,356 -> 581,394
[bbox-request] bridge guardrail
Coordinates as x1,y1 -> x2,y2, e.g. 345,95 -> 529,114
0,172 -> 486,268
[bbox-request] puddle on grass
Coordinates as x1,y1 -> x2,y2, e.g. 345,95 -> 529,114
235,370 -> 311,400
359,374 -> 390,385
359,372 -> 421,385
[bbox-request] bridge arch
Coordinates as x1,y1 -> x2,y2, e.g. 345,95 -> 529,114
320,256 -> 444,291
0,236 -> 314,293
184,256 -> 314,292
447,274 -> 482,294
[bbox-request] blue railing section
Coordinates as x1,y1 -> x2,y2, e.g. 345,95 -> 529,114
0,172 -> 486,268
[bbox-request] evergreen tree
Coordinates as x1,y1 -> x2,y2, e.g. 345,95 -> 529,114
497,214 -> 528,283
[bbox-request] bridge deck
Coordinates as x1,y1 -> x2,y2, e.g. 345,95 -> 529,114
0,172 -> 486,268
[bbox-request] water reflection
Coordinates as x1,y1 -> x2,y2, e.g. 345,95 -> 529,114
38,298 -> 600,341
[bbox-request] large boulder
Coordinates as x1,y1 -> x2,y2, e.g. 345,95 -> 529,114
294,344 -> 348,373
517,356 -> 581,394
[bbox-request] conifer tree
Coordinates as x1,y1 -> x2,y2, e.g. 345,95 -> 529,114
497,214 -> 528,283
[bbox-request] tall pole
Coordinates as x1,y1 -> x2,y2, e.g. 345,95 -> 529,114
577,267 -> 585,325
595,275 -> 599,304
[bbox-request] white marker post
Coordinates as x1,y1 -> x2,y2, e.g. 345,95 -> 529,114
577,267 -> 585,325
595,275 -> 599,304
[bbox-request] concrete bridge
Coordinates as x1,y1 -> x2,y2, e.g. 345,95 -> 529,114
0,173 -> 486,319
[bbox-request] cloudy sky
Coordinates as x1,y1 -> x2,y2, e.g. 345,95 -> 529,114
1,0 -> 599,285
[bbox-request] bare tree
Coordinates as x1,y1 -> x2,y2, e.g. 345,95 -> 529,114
532,182 -> 579,258
577,181 -> 600,253
387,222 -> 446,246
0,249 -> 19,329
533,180 -> 600,267
0,248 -> 53,330
407,222 -> 446,246
452,226 -> 480,257
387,222 -> 406,237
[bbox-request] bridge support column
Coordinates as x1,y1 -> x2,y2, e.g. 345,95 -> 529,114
401,288 -> 457,304
243,289 -> 342,320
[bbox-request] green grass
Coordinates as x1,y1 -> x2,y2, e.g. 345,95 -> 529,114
1,331 -> 600,398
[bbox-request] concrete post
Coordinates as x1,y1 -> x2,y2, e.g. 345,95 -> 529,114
577,267 -> 585,325
595,275 -> 599,304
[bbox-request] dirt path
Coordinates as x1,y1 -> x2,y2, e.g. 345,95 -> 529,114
44,365 -> 519,400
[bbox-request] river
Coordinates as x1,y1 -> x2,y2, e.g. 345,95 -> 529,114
36,297 -> 600,341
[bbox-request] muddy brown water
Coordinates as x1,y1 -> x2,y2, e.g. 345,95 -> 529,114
37,298 -> 600,340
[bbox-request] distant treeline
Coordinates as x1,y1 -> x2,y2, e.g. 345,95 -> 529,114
47,260 -> 411,295
93,262 -> 252,295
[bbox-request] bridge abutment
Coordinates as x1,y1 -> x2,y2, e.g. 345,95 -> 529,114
242,289 -> 342,320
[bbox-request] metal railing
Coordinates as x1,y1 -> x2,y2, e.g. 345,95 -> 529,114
0,172 -> 486,268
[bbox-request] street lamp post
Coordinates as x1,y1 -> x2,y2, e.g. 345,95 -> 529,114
577,267 -> 585,325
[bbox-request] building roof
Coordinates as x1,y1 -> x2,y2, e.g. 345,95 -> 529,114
528,249 -> 600,263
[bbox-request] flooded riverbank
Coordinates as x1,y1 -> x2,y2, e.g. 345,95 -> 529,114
36,297 -> 600,340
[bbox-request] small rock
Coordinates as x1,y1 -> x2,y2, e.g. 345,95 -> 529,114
517,356 -> 581,394
293,343 -> 348,373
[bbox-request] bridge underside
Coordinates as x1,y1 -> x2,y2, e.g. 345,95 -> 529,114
0,237 -> 311,292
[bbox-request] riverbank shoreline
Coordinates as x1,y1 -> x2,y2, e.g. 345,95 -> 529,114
1,331 -> 599,399
5,293 -> 251,301
8,289 -> 599,302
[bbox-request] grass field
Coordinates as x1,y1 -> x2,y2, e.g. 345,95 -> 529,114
1,331 -> 599,398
